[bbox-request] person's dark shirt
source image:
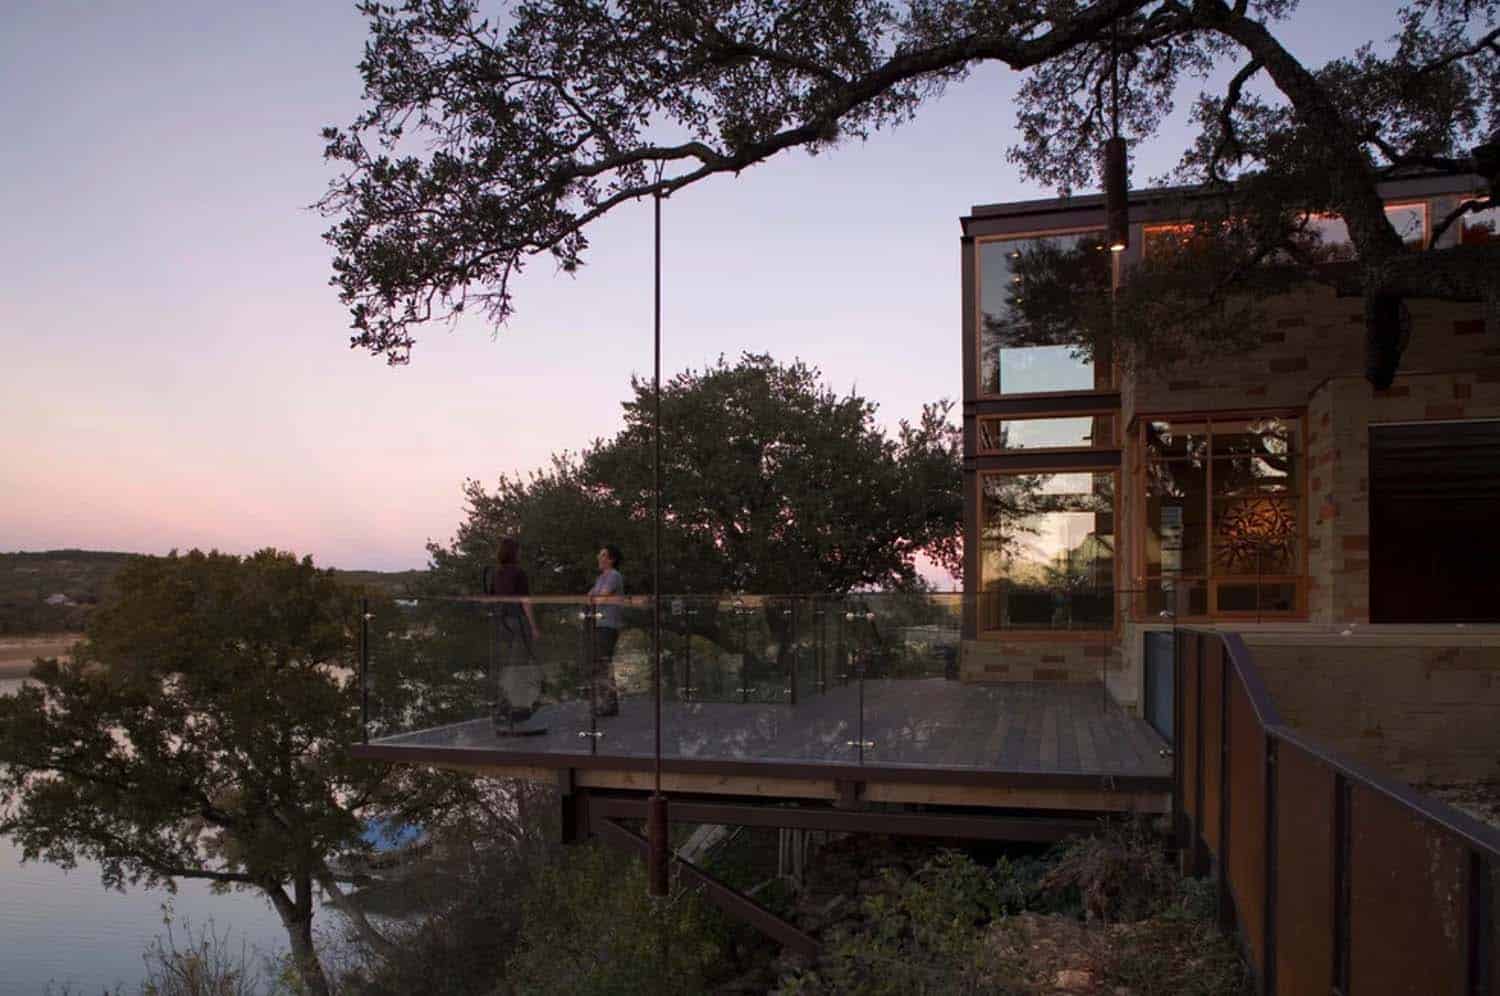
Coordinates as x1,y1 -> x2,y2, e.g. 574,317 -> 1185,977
489,564 -> 530,618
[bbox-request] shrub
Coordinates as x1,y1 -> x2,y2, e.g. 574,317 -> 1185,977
504,842 -> 728,996
782,851 -> 1026,995
337,842 -> 533,996
1037,818 -> 1179,923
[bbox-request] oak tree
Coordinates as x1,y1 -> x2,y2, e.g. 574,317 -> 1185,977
425,352 -> 963,595
320,0 -> 1498,387
0,550 -> 480,996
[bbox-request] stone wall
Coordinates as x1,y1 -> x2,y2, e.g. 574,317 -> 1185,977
1122,284 -> 1495,425
959,637 -> 1123,690
1119,282 -> 1497,628
1243,632 -> 1500,785
1306,371 -> 1500,623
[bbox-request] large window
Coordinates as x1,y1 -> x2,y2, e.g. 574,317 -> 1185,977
1139,415 -> 1303,617
977,232 -> 1112,396
980,471 -> 1115,631
977,414 -> 1116,452
1460,202 -> 1498,245
1142,203 -> 1429,262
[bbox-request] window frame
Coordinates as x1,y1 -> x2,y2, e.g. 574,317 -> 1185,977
1140,201 -> 1432,262
974,466 -> 1122,640
1130,409 -> 1309,621
972,226 -> 1119,401
975,412 -> 1119,455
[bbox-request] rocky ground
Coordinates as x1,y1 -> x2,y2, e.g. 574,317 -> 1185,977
1421,781 -> 1500,834
712,832 -> 1248,996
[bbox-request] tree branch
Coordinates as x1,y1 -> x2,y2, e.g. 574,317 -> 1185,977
315,865 -> 397,958
1411,24 -> 1500,78
1367,133 -> 1469,175
1209,58 -> 1262,180
1428,194 -> 1494,249
1189,0 -> 1404,262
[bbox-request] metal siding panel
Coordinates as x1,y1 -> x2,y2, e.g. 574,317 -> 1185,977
1201,641 -> 1223,852
1227,680 -> 1267,974
1273,740 -> 1336,995
1348,783 -> 1469,994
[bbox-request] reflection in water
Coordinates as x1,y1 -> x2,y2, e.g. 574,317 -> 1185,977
0,837 -> 302,995
0,677 -> 343,996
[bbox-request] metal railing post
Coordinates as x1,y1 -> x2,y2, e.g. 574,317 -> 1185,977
1468,850 -> 1493,996
1217,639 -> 1233,935
1332,772 -> 1352,995
1264,733 -> 1278,995
359,596 -> 370,745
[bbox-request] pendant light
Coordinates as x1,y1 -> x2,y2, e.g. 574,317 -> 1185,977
1104,25 -> 1129,253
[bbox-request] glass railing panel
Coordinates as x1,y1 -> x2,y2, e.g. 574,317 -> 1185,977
845,593 -> 965,769
356,589 -> 1174,776
662,595 -> 859,765
363,596 -> 611,755
362,596 -> 500,746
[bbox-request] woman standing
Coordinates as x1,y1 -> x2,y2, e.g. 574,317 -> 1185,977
489,536 -> 541,731
588,544 -> 625,716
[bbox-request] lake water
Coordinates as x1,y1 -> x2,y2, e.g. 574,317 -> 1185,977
0,677 -> 343,995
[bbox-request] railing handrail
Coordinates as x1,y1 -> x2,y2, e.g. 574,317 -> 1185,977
1269,720 -> 1500,861
1182,625 -> 1500,860
381,592 -> 971,606
1177,627 -> 1284,728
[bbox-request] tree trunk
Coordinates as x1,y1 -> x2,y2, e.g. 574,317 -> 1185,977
317,867 -> 398,960
269,879 -> 332,996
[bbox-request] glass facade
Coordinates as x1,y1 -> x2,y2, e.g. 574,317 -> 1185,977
978,414 -> 1115,452
1141,416 -> 1303,616
1301,203 -> 1427,257
1142,203 -> 1429,261
977,232 -> 1112,396
979,471 -> 1115,630
1460,203 -> 1498,245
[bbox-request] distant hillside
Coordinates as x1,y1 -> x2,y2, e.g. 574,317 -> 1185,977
0,550 -> 428,635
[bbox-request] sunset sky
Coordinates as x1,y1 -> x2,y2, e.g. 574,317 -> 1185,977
1,1 -> 1395,571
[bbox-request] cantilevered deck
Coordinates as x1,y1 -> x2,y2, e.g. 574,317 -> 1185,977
353,679 -> 1171,814
350,593 -> 1171,825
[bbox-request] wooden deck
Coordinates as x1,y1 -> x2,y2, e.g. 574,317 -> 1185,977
370,679 -> 1170,782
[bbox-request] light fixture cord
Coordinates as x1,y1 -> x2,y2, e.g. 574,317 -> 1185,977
652,179 -> 663,798
1110,20 -> 1121,140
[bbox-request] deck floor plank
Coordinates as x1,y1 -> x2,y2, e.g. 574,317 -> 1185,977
380,679 -> 1170,779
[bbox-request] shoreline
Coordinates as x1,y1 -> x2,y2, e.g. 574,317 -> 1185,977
0,634 -> 77,679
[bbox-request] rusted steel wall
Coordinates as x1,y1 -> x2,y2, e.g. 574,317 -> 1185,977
1347,784 -> 1469,994
1201,640 -> 1224,853
1272,741 -> 1336,994
1173,629 -> 1500,993
1490,857 -> 1498,993
1227,678 -> 1267,973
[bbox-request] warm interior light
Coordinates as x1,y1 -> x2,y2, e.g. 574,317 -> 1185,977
1109,240 -> 1126,253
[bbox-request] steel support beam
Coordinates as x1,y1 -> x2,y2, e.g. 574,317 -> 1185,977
589,794 -> 1100,843
593,817 -> 820,958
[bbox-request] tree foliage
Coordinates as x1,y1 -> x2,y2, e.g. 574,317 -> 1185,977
321,0 -> 1498,386
0,550 -> 480,996
425,353 -> 961,594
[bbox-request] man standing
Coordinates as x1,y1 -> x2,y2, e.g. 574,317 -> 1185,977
588,545 -> 625,716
